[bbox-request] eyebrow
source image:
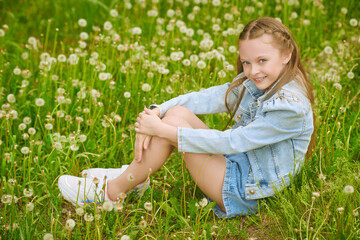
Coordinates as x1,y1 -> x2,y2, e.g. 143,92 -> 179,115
240,56 -> 268,61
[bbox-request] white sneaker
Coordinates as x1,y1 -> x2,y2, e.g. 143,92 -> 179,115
81,165 -> 129,180
81,165 -> 150,195
58,175 -> 113,206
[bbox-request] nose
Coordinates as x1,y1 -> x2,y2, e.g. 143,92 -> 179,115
250,64 -> 260,76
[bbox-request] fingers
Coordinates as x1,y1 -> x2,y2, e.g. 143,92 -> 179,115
143,135 -> 152,149
134,134 -> 144,162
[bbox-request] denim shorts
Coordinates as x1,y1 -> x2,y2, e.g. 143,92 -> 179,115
212,152 -> 259,218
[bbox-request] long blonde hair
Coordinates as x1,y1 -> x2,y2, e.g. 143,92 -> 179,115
224,17 -> 316,158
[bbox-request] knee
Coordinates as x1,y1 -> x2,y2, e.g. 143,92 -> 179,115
162,106 -> 192,127
164,106 -> 191,118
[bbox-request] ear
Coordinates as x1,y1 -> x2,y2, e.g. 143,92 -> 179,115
282,51 -> 292,65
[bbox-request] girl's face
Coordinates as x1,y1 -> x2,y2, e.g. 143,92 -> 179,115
239,34 -> 291,90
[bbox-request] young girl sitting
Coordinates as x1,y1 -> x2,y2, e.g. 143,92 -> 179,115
59,17 -> 314,218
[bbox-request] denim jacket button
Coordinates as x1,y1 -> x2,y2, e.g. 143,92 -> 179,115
236,114 -> 242,120
249,189 -> 255,195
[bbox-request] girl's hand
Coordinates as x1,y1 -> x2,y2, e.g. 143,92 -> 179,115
134,133 -> 152,162
135,108 -> 163,136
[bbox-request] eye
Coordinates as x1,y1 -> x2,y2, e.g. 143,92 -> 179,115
242,61 -> 250,65
259,59 -> 267,63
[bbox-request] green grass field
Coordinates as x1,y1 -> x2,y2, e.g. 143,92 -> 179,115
0,0 -> 359,239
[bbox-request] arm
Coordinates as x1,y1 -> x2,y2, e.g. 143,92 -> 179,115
178,97 -> 312,154
152,82 -> 241,118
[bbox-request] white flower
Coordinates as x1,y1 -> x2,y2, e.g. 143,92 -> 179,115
114,115 -> 122,122
337,206 -> 344,214
142,83 -> 151,92
43,233 -> 54,240
26,202 -> 34,211
121,235 -> 131,240
70,145 -> 79,151
7,94 -> 16,103
182,59 -> 191,66
53,142 -> 62,150
65,219 -> 76,231
343,185 -> 354,194
139,219 -> 147,228
124,92 -> 131,98
68,54 -> 79,65
166,86 -> 174,94
21,147 -> 30,154
45,123 -> 53,130
333,83 -> 342,90
196,60 -> 206,69
349,18 -> 358,27
1,194 -> 12,204
57,54 -> 67,62
99,72 -> 109,81
76,207 -> 85,216
13,67 -> 21,75
324,46 -> 333,55
212,0 -> 221,7
84,213 -> 94,222
341,7 -> 348,14
127,173 -> 134,182
80,32 -> 89,40
353,209 -> 359,217
104,21 -> 112,31
144,201 -> 153,211
131,27 -> 142,35
35,98 -> 45,107
312,192 -> 320,198
102,201 -> 114,211
78,18 -> 87,27
347,71 -> 354,79
18,123 -> 27,131
23,188 -> 34,197
110,9 -> 118,17
79,134 -> 87,142
303,19 -> 311,26
0,29 -> 5,37
218,70 -> 226,78
167,9 -> 175,18
28,128 -> 36,135
199,198 -> 208,207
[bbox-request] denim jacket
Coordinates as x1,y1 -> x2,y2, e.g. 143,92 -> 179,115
152,73 -> 314,200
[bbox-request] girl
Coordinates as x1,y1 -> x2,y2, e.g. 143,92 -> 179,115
59,17 -> 314,218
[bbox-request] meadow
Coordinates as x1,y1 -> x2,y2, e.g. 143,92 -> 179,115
0,0 -> 359,239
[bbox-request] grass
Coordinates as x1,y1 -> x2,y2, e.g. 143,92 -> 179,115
0,0 -> 359,239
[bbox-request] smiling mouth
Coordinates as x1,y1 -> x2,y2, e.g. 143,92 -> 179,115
254,76 -> 266,82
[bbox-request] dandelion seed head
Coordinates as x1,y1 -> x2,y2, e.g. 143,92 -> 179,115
35,98 -> 45,107
7,94 -> 16,103
343,185 -> 354,194
110,9 -> 119,17
124,92 -> 131,98
76,207 -> 85,216
349,18 -> 358,27
21,146 -> 30,154
144,201 -> 153,211
139,219 -> 147,228
78,18 -> 87,27
84,213 -> 94,222
1,194 -> 12,204
23,188 -> 34,197
117,192 -> 127,201
45,123 -> 53,130
65,218 -> 76,231
26,202 -> 34,211
141,83 -> 152,92
121,235 -> 131,240
337,206 -> 344,214
353,209 -> 359,217
324,46 -> 333,54
102,201 -> 114,211
0,29 -> 5,37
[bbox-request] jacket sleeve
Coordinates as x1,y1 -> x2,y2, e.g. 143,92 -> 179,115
151,82 -> 241,118
177,95 -> 312,154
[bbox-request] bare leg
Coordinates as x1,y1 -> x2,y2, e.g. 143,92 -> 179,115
107,106 -> 227,211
